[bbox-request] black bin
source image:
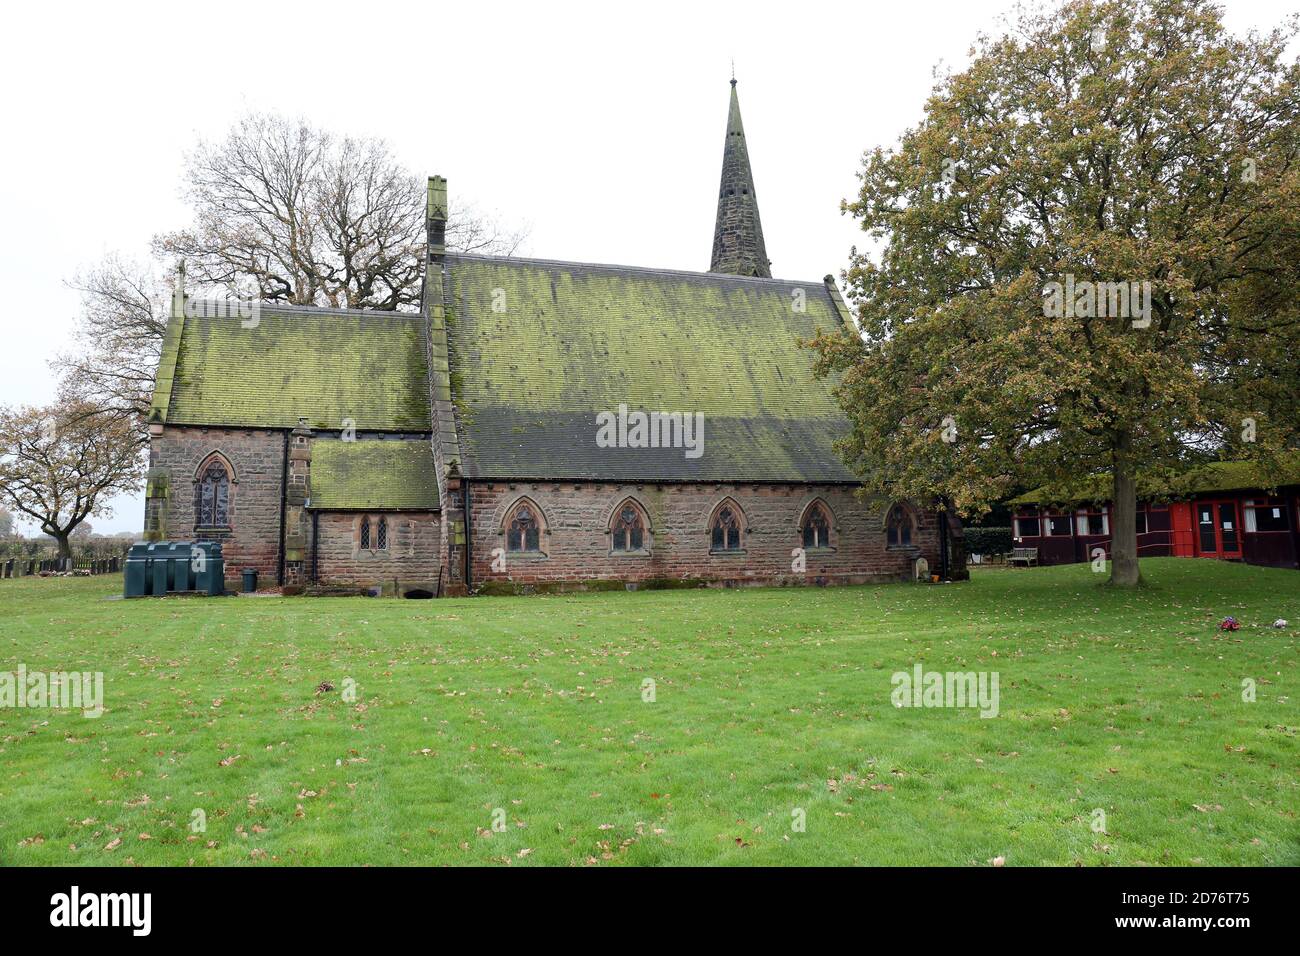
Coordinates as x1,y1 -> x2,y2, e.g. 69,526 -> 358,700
241,568 -> 258,593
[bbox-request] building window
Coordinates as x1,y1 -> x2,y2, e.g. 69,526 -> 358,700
360,516 -> 371,550
376,516 -> 388,550
196,460 -> 230,528
1245,499 -> 1290,533
1044,513 -> 1071,536
711,505 -> 743,552
1134,507 -> 1147,535
1015,512 -> 1041,538
801,502 -> 832,549
1077,507 -> 1108,536
612,505 -> 645,552
887,504 -> 914,547
507,504 -> 541,552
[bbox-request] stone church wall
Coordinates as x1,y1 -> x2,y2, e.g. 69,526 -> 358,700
313,512 -> 442,593
149,426 -> 287,589
148,432 -> 941,595
463,480 -> 939,593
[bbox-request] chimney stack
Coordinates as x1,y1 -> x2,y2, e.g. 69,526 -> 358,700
427,176 -> 448,260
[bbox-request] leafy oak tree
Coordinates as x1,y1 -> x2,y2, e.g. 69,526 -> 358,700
809,0 -> 1300,586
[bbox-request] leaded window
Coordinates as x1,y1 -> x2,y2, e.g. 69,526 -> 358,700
612,505 -> 645,551
711,506 -> 742,551
507,505 -> 541,552
802,505 -> 830,549
196,460 -> 230,528
886,504 -> 913,547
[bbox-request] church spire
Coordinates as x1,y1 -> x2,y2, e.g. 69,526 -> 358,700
709,77 -> 771,278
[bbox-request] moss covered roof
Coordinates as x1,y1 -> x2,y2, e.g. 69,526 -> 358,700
309,439 -> 439,510
443,254 -> 856,481
156,303 -> 431,431
1010,458 -> 1300,505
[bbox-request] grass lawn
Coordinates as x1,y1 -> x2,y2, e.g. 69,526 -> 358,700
0,558 -> 1295,866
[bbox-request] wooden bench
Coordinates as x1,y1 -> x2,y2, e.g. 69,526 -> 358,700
1009,547 -> 1039,567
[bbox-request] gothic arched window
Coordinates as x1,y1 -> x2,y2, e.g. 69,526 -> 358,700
710,504 -> 743,552
507,504 -> 541,552
612,505 -> 645,552
196,459 -> 230,528
802,503 -> 831,549
376,516 -> 388,551
886,504 -> 914,548
360,516 -> 371,550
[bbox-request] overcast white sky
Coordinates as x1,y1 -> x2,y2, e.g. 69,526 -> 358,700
1,0 -> 1293,534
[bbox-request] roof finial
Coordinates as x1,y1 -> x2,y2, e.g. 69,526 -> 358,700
730,58 -> 736,86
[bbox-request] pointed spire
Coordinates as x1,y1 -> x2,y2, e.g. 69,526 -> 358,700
709,77 -> 771,278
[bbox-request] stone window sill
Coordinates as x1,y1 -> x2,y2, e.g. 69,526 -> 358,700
609,549 -> 652,558
802,546 -> 837,555
194,526 -> 232,535
505,550 -> 549,561
709,549 -> 748,557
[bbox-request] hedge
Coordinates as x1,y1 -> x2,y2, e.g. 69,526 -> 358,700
964,526 -> 1012,555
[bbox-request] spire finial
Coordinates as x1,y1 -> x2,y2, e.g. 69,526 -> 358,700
730,59 -> 736,85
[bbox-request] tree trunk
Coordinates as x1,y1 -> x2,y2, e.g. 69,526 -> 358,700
54,533 -> 72,563
1109,432 -> 1142,587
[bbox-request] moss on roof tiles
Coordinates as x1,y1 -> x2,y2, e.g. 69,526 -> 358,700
444,255 -> 855,482
309,439 -> 438,510
163,304 -> 431,430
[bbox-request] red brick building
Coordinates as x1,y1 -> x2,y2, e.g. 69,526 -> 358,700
143,81 -> 965,594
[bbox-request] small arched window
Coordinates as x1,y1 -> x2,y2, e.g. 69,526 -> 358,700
360,516 -> 371,550
376,516 -> 387,551
196,459 -> 230,528
612,505 -> 645,552
802,503 -> 831,549
507,504 -> 541,552
711,505 -> 743,552
886,504 -> 913,548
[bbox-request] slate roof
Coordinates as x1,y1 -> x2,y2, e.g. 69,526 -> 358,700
309,439 -> 439,510
153,302 -> 431,431
1010,457 -> 1300,505
442,253 -> 856,482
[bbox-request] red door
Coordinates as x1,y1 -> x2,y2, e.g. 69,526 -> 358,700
1169,502 -> 1195,556
1194,500 -> 1243,559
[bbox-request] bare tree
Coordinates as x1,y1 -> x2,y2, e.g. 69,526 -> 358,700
53,253 -> 169,441
153,112 -> 524,310
0,402 -> 142,560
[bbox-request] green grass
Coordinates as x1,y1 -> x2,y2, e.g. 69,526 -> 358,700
1,559 -> 1296,866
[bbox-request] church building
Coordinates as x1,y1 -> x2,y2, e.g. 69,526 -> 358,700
142,80 -> 964,595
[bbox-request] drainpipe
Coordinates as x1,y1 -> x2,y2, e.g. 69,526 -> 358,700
938,503 -> 950,579
277,430 -> 288,586
463,479 -> 472,591
311,510 -> 320,584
